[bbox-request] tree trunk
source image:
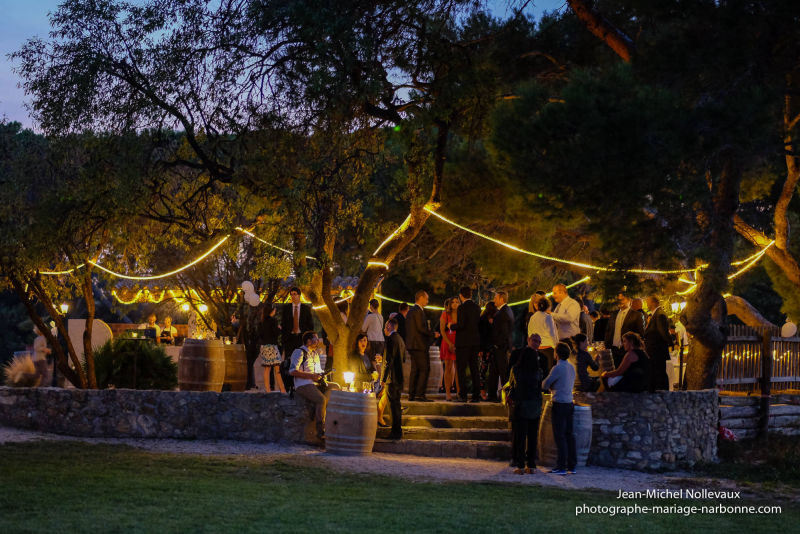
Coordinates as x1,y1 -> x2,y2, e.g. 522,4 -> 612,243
683,156 -> 742,390
10,275 -> 82,388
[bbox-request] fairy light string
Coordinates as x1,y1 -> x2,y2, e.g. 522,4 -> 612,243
42,211 -> 774,309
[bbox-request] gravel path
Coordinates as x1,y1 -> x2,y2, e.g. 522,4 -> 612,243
0,424 -> 700,492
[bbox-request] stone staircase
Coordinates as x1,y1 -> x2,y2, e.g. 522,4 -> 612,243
372,394 -> 512,460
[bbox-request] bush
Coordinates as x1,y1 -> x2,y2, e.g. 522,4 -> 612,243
92,339 -> 177,390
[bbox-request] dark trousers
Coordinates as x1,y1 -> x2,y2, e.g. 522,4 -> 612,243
407,349 -> 429,399
649,354 -> 669,391
611,346 -> 625,368
486,347 -> 509,399
245,345 -> 259,390
387,383 -> 403,437
551,402 -> 577,470
456,345 -> 481,400
512,417 -> 540,468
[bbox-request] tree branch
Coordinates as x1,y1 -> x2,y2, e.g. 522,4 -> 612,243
567,0 -> 634,63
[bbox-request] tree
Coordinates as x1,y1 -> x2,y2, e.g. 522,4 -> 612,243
488,0 -> 793,389
13,0 -> 539,366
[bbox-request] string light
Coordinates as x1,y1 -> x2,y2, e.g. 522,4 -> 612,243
373,214 -> 411,256
235,227 -> 316,260
424,206 -> 773,276
87,236 -> 230,280
728,242 -> 773,280
40,264 -> 86,275
367,261 -> 390,269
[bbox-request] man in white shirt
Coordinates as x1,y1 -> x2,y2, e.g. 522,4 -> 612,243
139,313 -> 161,338
551,284 -> 580,342
290,331 -> 327,441
362,299 -> 385,362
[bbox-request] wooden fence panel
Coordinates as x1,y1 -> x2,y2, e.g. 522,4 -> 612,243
717,325 -> 800,392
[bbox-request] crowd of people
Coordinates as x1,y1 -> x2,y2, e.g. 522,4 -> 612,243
243,284 -> 688,460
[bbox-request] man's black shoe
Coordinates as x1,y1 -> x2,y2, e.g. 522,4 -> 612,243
486,397 -> 500,403
408,396 -> 416,402
417,396 -> 433,402
470,397 -> 481,403
459,397 -> 469,403
387,433 -> 402,440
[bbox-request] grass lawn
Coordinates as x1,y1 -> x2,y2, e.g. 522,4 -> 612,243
0,441 -> 795,533
693,433 -> 800,488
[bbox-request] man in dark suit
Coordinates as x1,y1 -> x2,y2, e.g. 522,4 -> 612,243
645,295 -> 671,391
396,302 -> 409,341
382,317 -> 406,439
487,291 -> 514,402
281,286 -> 314,356
604,292 -> 645,367
449,286 -> 482,403
405,290 -> 435,401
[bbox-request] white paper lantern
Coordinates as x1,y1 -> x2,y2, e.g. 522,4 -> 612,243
781,321 -> 797,338
246,293 -> 261,307
241,281 -> 255,294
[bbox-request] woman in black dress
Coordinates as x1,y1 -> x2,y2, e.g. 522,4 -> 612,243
602,331 -> 650,393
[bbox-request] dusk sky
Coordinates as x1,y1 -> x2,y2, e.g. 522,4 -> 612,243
0,0 -> 567,130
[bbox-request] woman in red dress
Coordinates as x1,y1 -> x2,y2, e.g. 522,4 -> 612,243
440,297 -> 459,401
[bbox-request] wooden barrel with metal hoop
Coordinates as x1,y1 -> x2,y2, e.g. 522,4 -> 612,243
179,339 -> 225,392
324,389 -> 378,455
537,399 -> 593,467
223,343 -> 247,392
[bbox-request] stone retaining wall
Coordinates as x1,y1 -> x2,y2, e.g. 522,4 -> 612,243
0,387 -> 318,444
574,390 -> 718,470
719,394 -> 800,440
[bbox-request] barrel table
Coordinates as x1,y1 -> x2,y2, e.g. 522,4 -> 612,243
179,339 -> 225,392
325,389 -> 378,455
537,400 -> 593,467
223,343 -> 247,392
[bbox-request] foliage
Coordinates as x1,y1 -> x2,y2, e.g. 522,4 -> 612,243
92,339 -> 177,390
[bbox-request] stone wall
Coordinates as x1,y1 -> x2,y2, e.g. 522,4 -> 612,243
719,393 -> 800,440
0,387 -> 318,444
574,390 -> 718,470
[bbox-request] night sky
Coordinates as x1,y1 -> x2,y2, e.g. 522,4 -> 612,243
0,0 -> 566,129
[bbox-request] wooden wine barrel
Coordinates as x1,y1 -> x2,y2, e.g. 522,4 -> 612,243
223,344 -> 247,392
325,390 -> 378,455
179,339 -> 225,392
426,346 -> 443,395
537,400 -> 593,467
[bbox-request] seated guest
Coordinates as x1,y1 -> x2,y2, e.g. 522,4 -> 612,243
571,333 -> 599,392
348,333 -> 379,386
290,331 -> 329,440
601,332 -> 650,393
159,316 -> 178,344
139,313 -> 161,338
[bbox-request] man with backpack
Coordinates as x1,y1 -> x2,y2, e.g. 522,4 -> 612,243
290,331 -> 328,440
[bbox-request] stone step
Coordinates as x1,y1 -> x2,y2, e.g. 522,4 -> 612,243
377,426 -> 510,441
373,438 -> 512,460
401,415 -> 509,429
402,400 -> 507,417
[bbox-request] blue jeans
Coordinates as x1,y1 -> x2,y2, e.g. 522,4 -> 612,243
551,402 -> 577,470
